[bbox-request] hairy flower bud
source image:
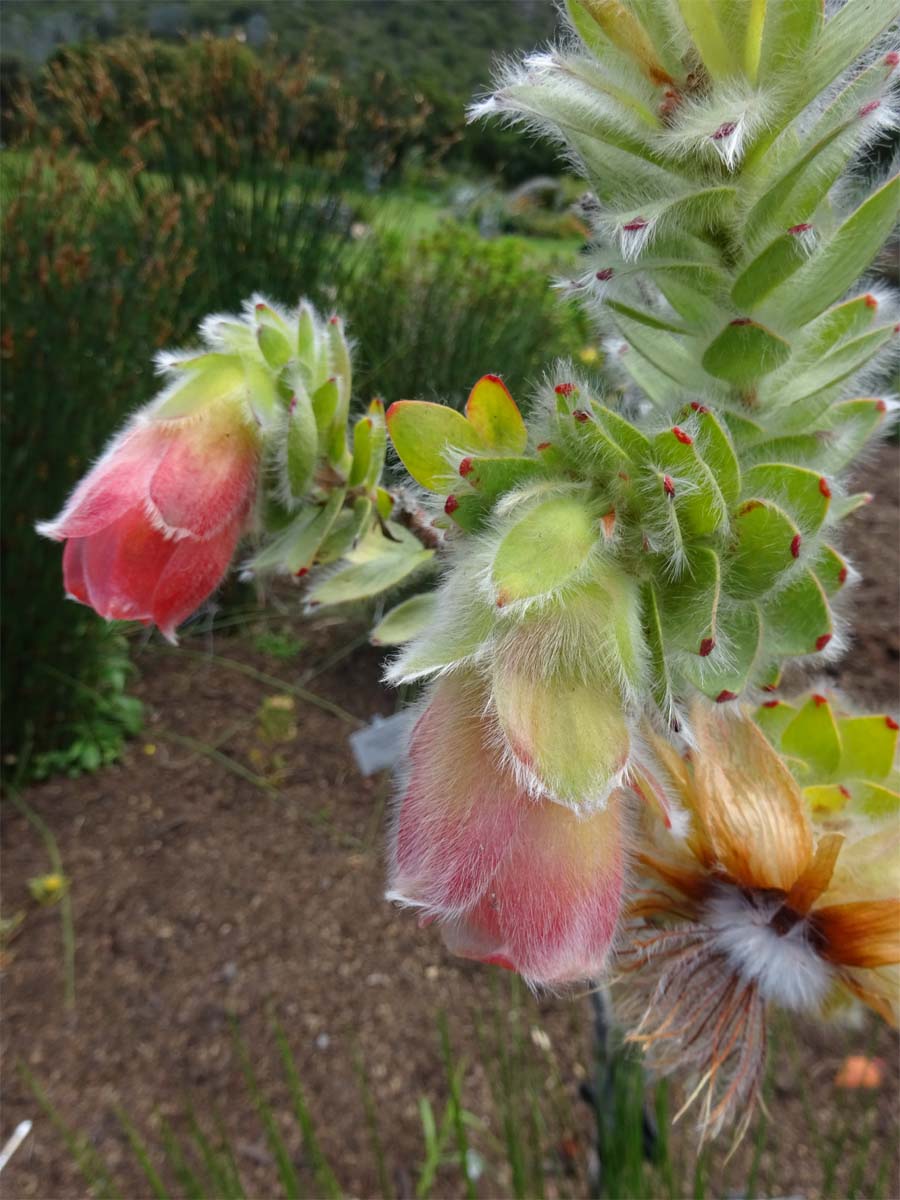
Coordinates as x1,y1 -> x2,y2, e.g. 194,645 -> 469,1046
387,672 -> 629,988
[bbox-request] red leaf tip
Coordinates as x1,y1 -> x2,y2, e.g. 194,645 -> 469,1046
864,293 -> 879,309
763,699 -> 781,709
712,120 -> 737,139
663,474 -> 675,497
698,637 -> 715,657
672,426 -> 692,445
444,495 -> 459,515
555,382 -> 576,396
791,533 -> 802,558
458,457 -> 474,477
715,690 -> 737,703
730,317 -> 754,326
573,409 -> 590,423
813,693 -> 828,707
622,217 -> 648,231
885,716 -> 899,731
788,223 -> 813,235
819,477 -> 831,499
858,100 -> 881,117
595,268 -> 614,282
815,634 -> 832,651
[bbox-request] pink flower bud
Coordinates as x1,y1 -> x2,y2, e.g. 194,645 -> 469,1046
38,397 -> 259,641
387,674 -> 627,987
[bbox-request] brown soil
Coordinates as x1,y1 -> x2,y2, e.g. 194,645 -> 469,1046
2,445 -> 898,1200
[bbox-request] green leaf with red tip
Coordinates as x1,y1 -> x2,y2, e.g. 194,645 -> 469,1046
693,408 -> 740,505
386,583 -> 495,682
642,581 -> 675,718
856,781 -> 900,818
347,415 -> 372,487
813,544 -> 850,597
661,546 -> 721,655
651,427 -> 726,536
762,568 -> 832,657
702,319 -> 792,384
307,531 -> 434,607
327,317 -> 352,415
801,294 -> 879,357
386,401 -> 485,492
775,326 -> 896,408
617,343 -> 683,407
731,232 -> 813,311
680,602 -> 762,701
464,375 -> 527,454
251,489 -> 346,575
727,499 -> 800,599
742,435 -> 822,469
604,299 -> 690,335
830,492 -> 872,521
820,397 -> 892,472
156,355 -> 247,421
490,493 -> 597,606
755,699 -> 799,744
758,0 -> 821,83
375,488 -> 394,520
565,408 -> 635,471
316,497 -> 373,564
780,694 -> 842,777
592,405 -> 652,463
296,303 -> 317,366
257,324 -> 291,370
613,312 -> 710,390
721,410 -> 765,447
285,387 -> 318,501
311,379 -> 340,453
365,399 -> 387,489
804,784 -> 850,814
444,492 -> 491,532
743,463 -> 830,534
837,716 -> 898,781
782,0 -> 898,124
370,592 -> 439,647
459,456 -> 547,504
766,174 -> 900,330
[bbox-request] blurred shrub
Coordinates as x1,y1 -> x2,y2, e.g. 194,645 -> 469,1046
10,35 -> 440,185
1,149 -> 193,774
340,224 -> 590,408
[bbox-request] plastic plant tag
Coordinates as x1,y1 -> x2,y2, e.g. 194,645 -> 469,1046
349,709 -> 417,776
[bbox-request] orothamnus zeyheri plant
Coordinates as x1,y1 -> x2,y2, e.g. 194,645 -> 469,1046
38,0 -> 898,1140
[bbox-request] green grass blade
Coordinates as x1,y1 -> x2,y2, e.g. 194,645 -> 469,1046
273,1019 -> 342,1200
114,1107 -> 169,1200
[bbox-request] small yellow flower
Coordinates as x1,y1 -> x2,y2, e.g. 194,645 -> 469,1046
577,346 -> 600,364
28,873 -> 67,905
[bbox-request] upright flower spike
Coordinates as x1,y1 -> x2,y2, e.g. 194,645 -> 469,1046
387,671 -> 629,988
616,704 -> 900,1141
458,3 -> 899,721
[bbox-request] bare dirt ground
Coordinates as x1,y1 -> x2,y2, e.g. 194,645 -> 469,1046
2,444 -> 898,1200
